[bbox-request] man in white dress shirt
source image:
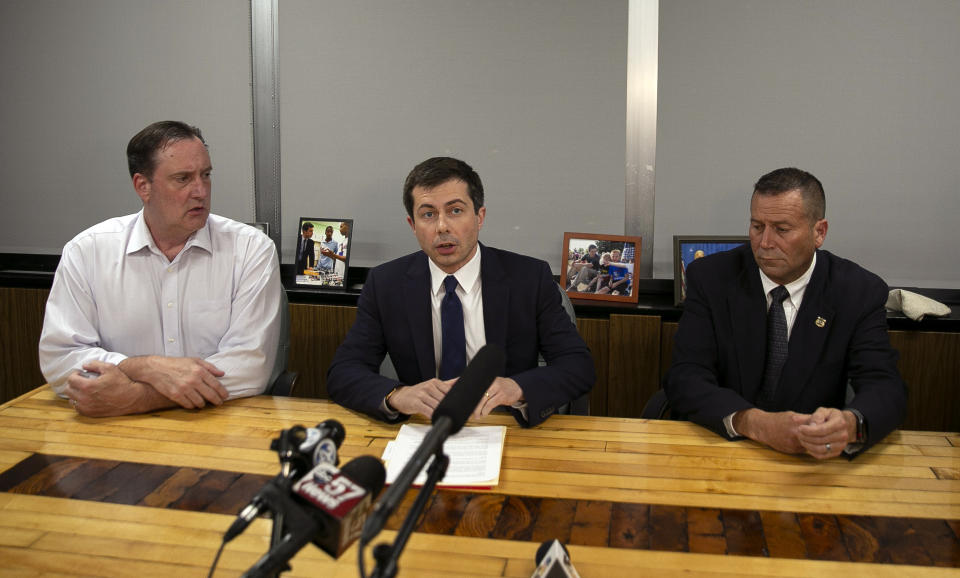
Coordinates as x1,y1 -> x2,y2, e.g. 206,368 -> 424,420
39,121 -> 283,417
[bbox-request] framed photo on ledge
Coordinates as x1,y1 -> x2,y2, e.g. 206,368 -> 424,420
561,232 -> 641,303
293,217 -> 353,289
245,221 -> 270,236
673,235 -> 748,305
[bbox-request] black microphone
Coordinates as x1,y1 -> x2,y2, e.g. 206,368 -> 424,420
360,343 -> 505,544
299,419 -> 346,467
224,420 -> 346,543
243,455 -> 387,578
532,540 -> 581,578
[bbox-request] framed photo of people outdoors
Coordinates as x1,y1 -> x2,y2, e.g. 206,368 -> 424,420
293,217 -> 353,289
673,235 -> 748,305
562,232 -> 641,303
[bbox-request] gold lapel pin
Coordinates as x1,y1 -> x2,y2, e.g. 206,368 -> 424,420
815,316 -> 826,328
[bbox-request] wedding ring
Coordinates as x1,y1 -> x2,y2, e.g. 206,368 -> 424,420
825,442 -> 832,452
71,399 -> 78,409
484,392 -> 491,398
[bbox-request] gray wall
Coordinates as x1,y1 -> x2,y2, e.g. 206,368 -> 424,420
655,0 -> 960,288
0,0 -> 255,254
279,0 -> 628,269
2,1 -> 958,290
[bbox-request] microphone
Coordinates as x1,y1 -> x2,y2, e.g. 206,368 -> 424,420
294,455 -> 387,558
224,420 -> 346,543
243,455 -> 386,578
299,419 -> 346,467
361,343 -> 505,544
532,540 -> 581,578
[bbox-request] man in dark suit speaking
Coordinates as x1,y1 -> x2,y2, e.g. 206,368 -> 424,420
665,168 -> 906,458
327,157 -> 594,427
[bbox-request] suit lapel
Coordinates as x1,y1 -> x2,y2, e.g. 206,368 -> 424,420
402,252 -> 437,379
729,252 -> 768,401
777,252 -> 835,409
479,245 -> 509,351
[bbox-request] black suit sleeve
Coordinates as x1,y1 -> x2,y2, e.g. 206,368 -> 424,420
843,276 -> 907,454
326,267 -> 405,423
509,261 -> 595,427
664,262 -> 754,438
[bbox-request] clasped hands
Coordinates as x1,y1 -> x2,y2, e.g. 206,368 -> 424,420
63,356 -> 228,417
386,376 -> 524,421
734,406 -> 858,459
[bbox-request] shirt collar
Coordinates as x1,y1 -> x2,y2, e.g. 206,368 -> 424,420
759,251 -> 817,305
428,244 -> 482,296
125,210 -> 212,259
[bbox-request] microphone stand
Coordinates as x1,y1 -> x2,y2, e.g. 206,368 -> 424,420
266,427 -> 309,578
369,446 -> 450,578
242,483 -> 319,578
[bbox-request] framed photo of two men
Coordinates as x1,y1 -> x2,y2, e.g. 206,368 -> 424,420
294,217 -> 353,289
562,232 -> 641,303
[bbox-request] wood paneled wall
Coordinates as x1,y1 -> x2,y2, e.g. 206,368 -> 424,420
2,288 -> 957,432
287,304 -> 357,399
888,330 -> 960,432
0,288 -> 48,403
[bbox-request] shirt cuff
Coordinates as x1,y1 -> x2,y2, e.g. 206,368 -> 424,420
511,401 -> 528,422
722,411 -> 741,438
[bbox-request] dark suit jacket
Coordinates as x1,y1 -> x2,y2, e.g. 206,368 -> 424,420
664,244 -> 906,453
327,244 -> 595,427
296,236 -> 315,272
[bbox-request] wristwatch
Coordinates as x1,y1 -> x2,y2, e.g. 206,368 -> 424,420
384,386 -> 401,412
847,408 -> 867,443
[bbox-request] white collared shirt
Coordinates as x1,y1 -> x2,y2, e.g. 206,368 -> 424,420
427,246 -> 485,376
758,252 -> 818,340
39,210 -> 283,399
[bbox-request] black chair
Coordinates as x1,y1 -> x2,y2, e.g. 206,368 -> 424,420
553,283 -> 590,416
264,291 -> 299,396
641,389 -> 670,419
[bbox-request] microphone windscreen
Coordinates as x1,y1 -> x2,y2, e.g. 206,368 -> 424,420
535,539 -> 569,566
340,455 -> 387,496
318,419 -> 347,448
535,540 -> 553,566
432,343 -> 505,434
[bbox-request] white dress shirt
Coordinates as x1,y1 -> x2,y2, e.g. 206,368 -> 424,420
39,211 -> 283,400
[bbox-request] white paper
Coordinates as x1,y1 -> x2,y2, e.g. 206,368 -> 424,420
382,424 -> 505,487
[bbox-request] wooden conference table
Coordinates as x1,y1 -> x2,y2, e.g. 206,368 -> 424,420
0,386 -> 957,577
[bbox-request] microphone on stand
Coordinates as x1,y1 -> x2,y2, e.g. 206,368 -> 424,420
223,419 -> 346,543
359,343 -> 505,570
241,455 -> 387,578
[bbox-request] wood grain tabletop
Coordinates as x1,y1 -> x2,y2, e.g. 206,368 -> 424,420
0,386 -> 957,577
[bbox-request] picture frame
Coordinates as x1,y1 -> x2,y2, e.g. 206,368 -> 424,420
561,232 -> 641,303
245,221 -> 270,236
673,235 -> 748,305
294,217 -> 353,289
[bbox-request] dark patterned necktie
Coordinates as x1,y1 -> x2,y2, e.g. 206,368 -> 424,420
439,275 -> 466,380
758,285 -> 789,409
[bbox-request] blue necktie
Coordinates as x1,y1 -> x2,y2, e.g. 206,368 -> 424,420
759,285 -> 790,409
439,275 -> 466,380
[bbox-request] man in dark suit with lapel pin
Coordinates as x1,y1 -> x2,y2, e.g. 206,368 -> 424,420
665,168 -> 906,458
327,157 -> 594,427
